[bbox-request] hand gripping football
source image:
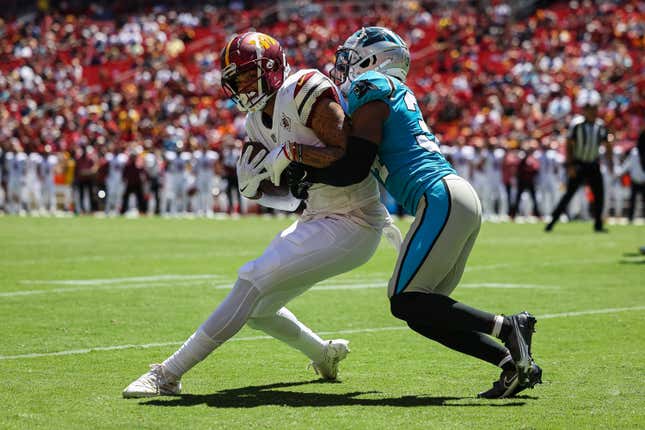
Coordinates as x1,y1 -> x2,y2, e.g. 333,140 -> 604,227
241,141 -> 291,198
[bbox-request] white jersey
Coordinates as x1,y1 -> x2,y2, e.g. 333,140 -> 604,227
39,154 -> 58,184
144,153 -> 161,179
4,152 -> 13,180
193,150 -> 218,180
244,69 -> 381,220
622,147 -> 645,183
165,151 -> 188,176
27,153 -> 42,179
107,153 -> 128,183
451,145 -> 475,180
537,149 -> 564,183
8,152 -> 27,182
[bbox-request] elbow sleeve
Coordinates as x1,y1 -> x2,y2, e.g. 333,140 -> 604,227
304,136 -> 377,187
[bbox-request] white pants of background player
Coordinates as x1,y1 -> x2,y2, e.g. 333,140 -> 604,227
7,178 -> 23,214
160,201 -> 388,379
105,177 -> 124,215
41,179 -> 57,212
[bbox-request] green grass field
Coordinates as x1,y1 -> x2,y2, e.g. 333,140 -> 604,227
0,216 -> 643,429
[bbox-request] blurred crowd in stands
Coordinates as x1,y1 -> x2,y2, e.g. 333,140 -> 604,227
0,0 -> 643,219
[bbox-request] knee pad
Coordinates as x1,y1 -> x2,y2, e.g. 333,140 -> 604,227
390,294 -> 412,321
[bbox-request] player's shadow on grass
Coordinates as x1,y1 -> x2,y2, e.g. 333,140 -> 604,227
142,380 -> 528,408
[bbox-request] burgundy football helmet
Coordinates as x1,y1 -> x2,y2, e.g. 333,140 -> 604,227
220,32 -> 290,112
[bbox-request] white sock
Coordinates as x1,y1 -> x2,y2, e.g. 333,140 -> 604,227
162,328 -> 221,379
248,307 -> 326,363
491,315 -> 505,339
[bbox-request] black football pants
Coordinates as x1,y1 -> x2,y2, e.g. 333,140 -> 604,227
550,162 -> 604,230
390,292 -> 510,367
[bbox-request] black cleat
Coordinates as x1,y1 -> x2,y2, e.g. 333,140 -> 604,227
478,362 -> 543,399
503,311 -> 537,385
544,223 -> 554,232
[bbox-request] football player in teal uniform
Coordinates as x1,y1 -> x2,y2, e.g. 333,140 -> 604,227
282,27 -> 543,398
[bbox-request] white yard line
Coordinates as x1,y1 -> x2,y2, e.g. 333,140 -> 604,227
465,257 -> 618,272
0,306 -> 642,361
539,306 -> 645,319
0,280 -> 557,298
19,274 -> 225,285
0,251 -> 258,266
0,280 -> 213,297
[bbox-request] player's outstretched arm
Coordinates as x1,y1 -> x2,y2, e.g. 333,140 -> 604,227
299,100 -> 389,187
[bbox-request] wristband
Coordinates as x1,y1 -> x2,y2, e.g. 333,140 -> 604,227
295,143 -> 303,162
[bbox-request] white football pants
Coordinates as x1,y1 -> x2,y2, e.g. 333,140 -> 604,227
162,212 -> 384,378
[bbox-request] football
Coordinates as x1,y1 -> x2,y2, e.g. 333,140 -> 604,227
241,141 -> 291,199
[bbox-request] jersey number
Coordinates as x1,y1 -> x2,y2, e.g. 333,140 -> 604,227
404,92 -> 439,152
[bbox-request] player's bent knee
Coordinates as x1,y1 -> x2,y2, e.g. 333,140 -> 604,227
390,293 -> 413,321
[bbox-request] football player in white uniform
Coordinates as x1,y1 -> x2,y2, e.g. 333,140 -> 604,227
25,152 -> 43,213
0,144 -> 5,212
104,149 -> 128,216
123,32 -> 399,398
6,144 -> 28,214
192,143 -> 219,217
38,147 -> 59,214
485,140 -> 508,219
470,139 -> 493,219
537,140 -> 564,217
450,141 -> 472,182
163,146 -> 190,216
144,149 -> 163,215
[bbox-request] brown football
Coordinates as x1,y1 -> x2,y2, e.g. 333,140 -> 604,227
241,141 -> 291,199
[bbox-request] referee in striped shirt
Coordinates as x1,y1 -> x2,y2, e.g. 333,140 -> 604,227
545,89 -> 613,232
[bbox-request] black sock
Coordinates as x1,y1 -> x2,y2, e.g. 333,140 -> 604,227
391,292 -> 497,335
407,321 -> 509,367
501,359 -> 515,372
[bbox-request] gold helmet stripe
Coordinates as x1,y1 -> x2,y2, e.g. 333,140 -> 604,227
224,38 -> 235,66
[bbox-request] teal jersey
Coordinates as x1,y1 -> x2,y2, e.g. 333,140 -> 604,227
347,70 -> 456,214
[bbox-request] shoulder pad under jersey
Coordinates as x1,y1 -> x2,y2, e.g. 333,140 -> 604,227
347,70 -> 397,115
288,69 -> 340,126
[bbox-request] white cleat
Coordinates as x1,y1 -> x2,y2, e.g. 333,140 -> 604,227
310,339 -> 350,380
122,364 -> 182,398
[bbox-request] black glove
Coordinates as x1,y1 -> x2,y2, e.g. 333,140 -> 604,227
284,163 -> 311,200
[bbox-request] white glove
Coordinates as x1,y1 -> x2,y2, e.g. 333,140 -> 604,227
263,143 -> 294,186
237,145 -> 270,198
